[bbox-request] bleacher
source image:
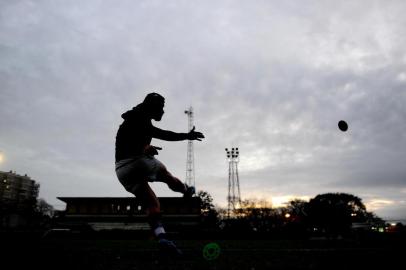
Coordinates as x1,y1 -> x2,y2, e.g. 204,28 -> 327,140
55,197 -> 202,232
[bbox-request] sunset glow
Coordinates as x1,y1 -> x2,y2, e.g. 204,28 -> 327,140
365,199 -> 395,211
241,193 -> 311,208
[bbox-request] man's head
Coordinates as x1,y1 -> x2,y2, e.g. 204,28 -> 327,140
143,92 -> 165,121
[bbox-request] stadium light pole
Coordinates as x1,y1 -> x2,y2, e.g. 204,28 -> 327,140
184,107 -> 195,189
225,147 -> 241,218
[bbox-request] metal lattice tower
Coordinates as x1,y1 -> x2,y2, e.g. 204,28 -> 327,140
184,107 -> 195,188
225,147 -> 241,218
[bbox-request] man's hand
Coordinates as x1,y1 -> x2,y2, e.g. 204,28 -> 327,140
187,126 -> 205,141
144,145 -> 162,156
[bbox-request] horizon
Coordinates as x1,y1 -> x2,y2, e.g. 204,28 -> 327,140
2,168 -> 405,222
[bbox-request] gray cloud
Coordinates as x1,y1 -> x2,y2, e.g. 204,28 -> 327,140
1,0 -> 406,219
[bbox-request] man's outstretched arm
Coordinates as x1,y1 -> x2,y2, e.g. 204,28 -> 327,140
152,126 -> 204,141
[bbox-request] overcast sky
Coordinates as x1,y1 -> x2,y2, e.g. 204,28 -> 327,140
1,0 -> 406,219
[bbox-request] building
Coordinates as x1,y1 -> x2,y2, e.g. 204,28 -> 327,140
56,197 -> 202,233
0,171 -> 39,204
0,170 -> 40,228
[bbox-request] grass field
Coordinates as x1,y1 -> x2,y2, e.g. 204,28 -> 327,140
2,232 -> 404,270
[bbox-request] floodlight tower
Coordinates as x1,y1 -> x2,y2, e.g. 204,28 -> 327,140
184,107 -> 195,188
225,147 -> 241,218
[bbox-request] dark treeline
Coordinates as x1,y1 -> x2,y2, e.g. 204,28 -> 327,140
198,191 -> 402,238
3,191 -> 404,241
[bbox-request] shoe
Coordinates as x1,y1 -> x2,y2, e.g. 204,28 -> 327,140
158,238 -> 183,256
183,185 -> 195,198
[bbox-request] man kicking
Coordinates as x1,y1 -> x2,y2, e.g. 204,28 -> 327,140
115,92 -> 204,254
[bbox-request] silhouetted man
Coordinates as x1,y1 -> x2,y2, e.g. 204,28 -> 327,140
115,92 -> 204,254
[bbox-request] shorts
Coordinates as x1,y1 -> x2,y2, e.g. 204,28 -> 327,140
115,155 -> 164,194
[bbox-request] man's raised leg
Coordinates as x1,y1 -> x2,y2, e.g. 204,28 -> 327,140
157,167 -> 195,197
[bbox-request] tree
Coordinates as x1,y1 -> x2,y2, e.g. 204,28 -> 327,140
282,199 -> 310,236
36,198 -> 54,217
286,199 -> 308,219
234,198 -> 278,232
197,190 -> 219,230
306,193 -> 368,236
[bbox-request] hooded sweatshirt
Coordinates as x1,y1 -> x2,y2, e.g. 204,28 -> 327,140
115,104 -> 187,162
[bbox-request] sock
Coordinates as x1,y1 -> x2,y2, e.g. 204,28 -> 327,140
148,212 -> 167,239
154,226 -> 167,239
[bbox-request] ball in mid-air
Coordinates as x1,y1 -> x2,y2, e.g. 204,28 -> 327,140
338,120 -> 348,132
